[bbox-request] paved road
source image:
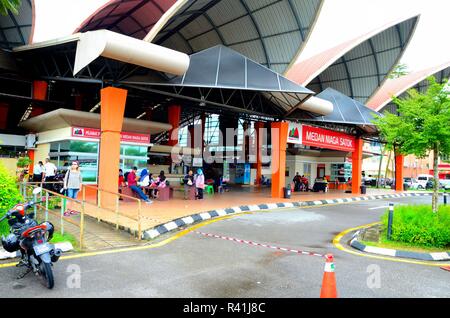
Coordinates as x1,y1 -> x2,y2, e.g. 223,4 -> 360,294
1,196 -> 449,298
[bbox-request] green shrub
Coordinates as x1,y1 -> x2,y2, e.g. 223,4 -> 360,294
382,205 -> 450,248
0,163 -> 23,236
16,156 -> 31,168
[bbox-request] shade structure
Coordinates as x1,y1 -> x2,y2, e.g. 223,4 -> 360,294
152,0 -> 323,75
367,62 -> 450,112
75,0 -> 176,40
122,45 -> 315,118
291,16 -> 418,104
287,87 -> 381,133
18,108 -> 172,135
0,0 -> 32,49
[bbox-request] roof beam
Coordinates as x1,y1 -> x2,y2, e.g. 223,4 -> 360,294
156,0 -> 222,45
7,11 -> 25,44
238,0 -> 271,68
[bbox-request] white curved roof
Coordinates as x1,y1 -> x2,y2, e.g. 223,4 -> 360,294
302,17 -> 418,104
367,62 -> 450,111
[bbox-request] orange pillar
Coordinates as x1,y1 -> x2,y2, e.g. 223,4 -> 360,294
395,154 -> 404,192
254,122 -> 264,186
32,81 -> 48,100
98,87 -> 127,208
352,138 -> 363,194
30,80 -> 47,118
271,122 -> 289,198
28,149 -> 35,175
167,104 -> 181,146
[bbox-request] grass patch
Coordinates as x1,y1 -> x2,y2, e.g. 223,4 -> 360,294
381,204 -> 450,249
51,231 -> 78,249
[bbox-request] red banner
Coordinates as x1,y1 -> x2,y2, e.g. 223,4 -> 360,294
302,125 -> 355,152
71,127 -> 150,144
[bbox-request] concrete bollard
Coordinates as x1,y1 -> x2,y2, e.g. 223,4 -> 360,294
387,203 -> 394,240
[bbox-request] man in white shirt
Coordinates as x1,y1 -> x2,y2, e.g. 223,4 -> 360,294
32,161 -> 44,182
43,158 -> 57,190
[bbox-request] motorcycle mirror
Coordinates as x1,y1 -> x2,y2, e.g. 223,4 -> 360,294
32,187 -> 42,195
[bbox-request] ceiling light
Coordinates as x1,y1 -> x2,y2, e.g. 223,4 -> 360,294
89,102 -> 100,113
136,112 -> 146,119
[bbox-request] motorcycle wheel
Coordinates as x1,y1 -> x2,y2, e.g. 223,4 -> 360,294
40,262 -> 54,289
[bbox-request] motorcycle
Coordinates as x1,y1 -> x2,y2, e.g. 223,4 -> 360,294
1,187 -> 62,289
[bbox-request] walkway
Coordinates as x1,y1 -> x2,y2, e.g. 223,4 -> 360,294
83,186 -> 400,234
41,207 -> 144,251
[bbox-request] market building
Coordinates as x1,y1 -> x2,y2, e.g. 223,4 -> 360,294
2,0 -> 438,203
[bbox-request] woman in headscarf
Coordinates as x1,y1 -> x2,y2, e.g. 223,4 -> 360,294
195,168 -> 205,200
138,168 -> 150,187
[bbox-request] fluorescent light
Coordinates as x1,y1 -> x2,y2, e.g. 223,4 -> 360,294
136,112 -> 146,119
89,102 -> 100,113
20,105 -> 33,122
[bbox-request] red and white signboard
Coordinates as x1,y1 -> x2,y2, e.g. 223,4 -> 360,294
71,127 -> 150,144
287,122 -> 302,144
301,125 -> 355,152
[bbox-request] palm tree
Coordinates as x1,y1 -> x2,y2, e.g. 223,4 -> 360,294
0,0 -> 21,15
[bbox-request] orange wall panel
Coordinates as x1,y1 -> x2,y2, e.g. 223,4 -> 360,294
98,87 -> 127,208
352,138 -> 363,194
271,122 -> 289,198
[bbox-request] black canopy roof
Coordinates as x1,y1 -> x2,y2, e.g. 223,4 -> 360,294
122,45 -> 314,119
291,87 -> 381,134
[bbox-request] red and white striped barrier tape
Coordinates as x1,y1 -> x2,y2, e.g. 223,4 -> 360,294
194,231 -> 325,258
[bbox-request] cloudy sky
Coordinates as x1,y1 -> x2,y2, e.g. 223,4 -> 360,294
32,0 -> 449,73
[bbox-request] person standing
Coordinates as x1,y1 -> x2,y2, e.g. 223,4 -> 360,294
63,161 -> 83,215
293,172 -> 301,192
118,169 -> 125,200
43,158 -> 57,191
183,170 -> 194,200
127,166 -> 152,204
195,168 -> 205,200
32,161 -> 44,182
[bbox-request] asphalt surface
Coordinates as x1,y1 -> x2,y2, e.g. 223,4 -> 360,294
1,195 -> 449,298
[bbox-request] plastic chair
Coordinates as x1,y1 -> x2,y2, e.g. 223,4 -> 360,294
205,185 -> 214,194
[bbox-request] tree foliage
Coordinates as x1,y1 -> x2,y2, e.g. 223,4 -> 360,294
0,162 -> 23,235
388,63 -> 409,79
0,0 -> 21,15
373,76 -> 450,211
374,76 -> 450,157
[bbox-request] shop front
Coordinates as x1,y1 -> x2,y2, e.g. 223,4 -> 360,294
285,123 -> 359,192
18,108 -> 172,183
47,129 -> 151,183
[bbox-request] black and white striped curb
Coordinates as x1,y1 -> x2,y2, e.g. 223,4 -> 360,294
0,242 -> 74,260
350,231 -> 450,261
142,192 -> 437,240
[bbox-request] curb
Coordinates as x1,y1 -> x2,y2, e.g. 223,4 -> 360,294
0,242 -> 74,260
350,230 -> 450,261
141,192 -> 436,240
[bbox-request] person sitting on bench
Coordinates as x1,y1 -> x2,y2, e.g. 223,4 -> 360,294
127,166 -> 152,204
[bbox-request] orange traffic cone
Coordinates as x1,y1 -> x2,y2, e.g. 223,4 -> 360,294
441,266 -> 450,272
320,253 -> 337,298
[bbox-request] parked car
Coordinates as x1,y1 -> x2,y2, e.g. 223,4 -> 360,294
390,178 -> 412,190
403,177 -> 416,187
440,179 -> 450,190
363,176 -> 377,186
417,174 -> 434,188
426,179 -> 450,190
385,178 -> 394,187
